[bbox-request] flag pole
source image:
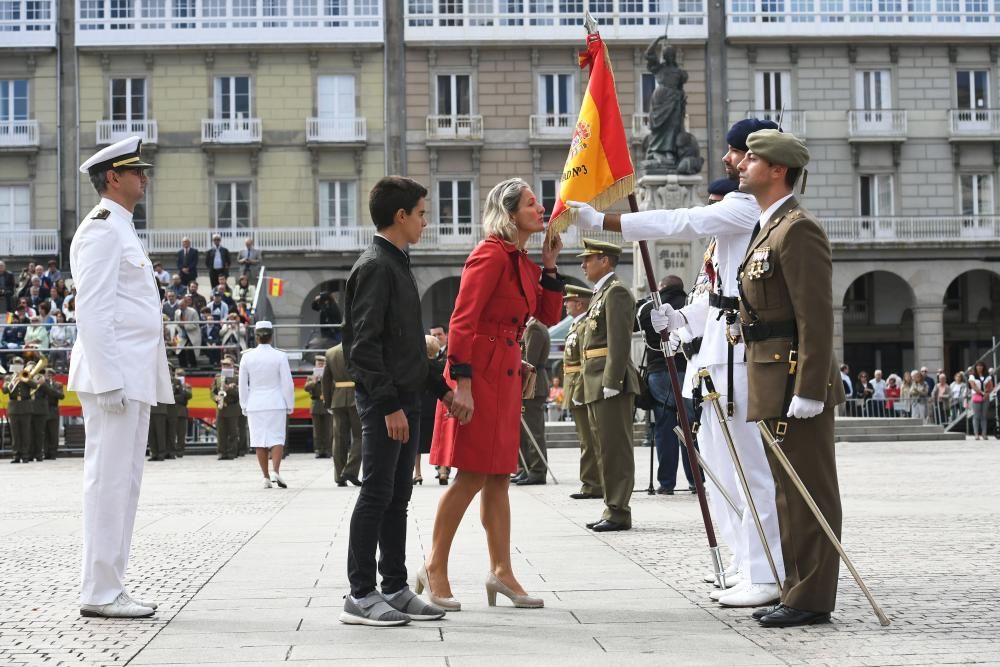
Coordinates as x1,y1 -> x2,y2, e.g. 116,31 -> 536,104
630,193 -> 726,588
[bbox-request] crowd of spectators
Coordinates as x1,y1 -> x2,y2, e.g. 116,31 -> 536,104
0,259 -> 77,371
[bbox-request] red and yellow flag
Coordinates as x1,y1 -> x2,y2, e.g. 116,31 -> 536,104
547,31 -> 634,236
266,277 -> 285,297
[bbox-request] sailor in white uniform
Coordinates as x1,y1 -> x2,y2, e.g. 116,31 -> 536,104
70,136 -> 173,618
239,321 -> 295,488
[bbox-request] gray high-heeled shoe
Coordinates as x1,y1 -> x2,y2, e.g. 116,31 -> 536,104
415,565 -> 461,611
485,573 -> 543,609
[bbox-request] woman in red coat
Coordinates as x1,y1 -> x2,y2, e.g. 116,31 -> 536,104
419,178 -> 563,611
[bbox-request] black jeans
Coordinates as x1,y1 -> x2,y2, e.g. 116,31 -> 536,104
347,385 -> 421,598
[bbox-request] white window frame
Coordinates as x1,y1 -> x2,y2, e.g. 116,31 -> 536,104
434,72 -> 473,116
213,75 -> 253,121
0,79 -> 30,122
435,178 -> 475,241
858,173 -> 894,217
0,184 -> 31,231
755,70 -> 792,113
960,173 -> 994,216
318,179 -> 358,233
855,69 -> 891,111
316,74 -> 356,119
109,77 -> 147,122
214,181 -> 254,230
956,69 -> 991,111
536,72 -> 575,116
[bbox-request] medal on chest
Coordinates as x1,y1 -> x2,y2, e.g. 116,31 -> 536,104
747,246 -> 771,280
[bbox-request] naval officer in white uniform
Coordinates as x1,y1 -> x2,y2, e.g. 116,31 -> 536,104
70,136 -> 173,618
239,321 -> 295,488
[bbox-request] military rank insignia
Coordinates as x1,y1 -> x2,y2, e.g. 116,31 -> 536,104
747,246 -> 771,280
92,208 -> 111,220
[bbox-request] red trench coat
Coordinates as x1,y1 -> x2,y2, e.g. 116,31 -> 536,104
430,235 -> 563,474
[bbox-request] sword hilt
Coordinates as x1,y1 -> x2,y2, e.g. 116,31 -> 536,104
697,368 -> 722,401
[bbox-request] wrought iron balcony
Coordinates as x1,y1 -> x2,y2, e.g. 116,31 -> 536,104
744,109 -> 806,138
426,115 -> 484,142
0,120 -> 40,149
821,216 -> 1000,245
201,117 -> 262,145
0,230 -> 59,256
529,114 -> 575,141
306,117 -> 367,143
847,110 -> 907,141
949,109 -> 1000,140
96,119 -> 159,146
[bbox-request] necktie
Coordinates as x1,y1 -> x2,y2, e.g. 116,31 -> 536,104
749,220 -> 762,245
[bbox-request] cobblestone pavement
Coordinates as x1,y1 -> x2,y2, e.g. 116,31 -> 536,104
0,437 -> 997,666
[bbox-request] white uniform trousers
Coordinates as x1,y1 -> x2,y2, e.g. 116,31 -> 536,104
79,393 -> 151,605
699,363 -> 785,584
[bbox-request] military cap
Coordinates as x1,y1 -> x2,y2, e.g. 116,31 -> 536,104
707,177 -> 740,197
746,129 -> 810,168
726,118 -> 780,152
254,320 -> 273,331
563,284 -> 593,301
79,135 -> 153,174
576,238 -> 623,258
221,357 -> 235,366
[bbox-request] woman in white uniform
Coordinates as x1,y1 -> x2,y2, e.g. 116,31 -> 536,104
238,321 -> 296,487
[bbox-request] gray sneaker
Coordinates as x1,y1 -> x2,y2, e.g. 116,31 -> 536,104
338,591 -> 410,627
384,587 -> 446,621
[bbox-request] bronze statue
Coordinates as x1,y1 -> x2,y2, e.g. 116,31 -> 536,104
641,36 -> 703,176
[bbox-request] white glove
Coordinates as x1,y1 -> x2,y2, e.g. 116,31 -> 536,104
572,399 -> 582,406
786,395 -> 824,419
667,331 -> 682,356
566,200 -> 605,231
649,303 -> 686,334
603,387 -> 621,399
97,388 -> 128,414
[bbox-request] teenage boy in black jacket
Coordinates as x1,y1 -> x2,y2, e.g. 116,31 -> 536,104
339,176 -> 453,627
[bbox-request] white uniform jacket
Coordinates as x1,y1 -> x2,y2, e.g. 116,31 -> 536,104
620,191 -> 759,368
239,343 -> 295,413
68,198 -> 173,405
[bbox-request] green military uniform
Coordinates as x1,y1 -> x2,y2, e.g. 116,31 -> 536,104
237,407 -> 248,457
172,372 -> 192,457
563,286 -> 601,497
322,344 -> 361,484
737,129 -> 846,616
578,240 -> 641,528
27,368 -> 49,462
148,401 -> 169,460
4,358 -> 35,463
304,360 -> 333,458
517,318 -> 550,483
211,370 -> 241,459
41,374 -> 64,459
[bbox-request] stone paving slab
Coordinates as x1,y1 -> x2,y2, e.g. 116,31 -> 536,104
1,437 -> 999,665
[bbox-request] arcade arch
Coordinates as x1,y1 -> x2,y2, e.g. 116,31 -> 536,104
841,270 -> 915,375
942,269 -> 1000,373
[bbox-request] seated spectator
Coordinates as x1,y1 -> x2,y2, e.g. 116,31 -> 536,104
153,262 -> 171,286
162,290 -> 180,320
62,288 -> 76,321
1,305 -> 28,364
212,274 -> 235,307
884,374 -> 901,413
201,311 -> 222,366
26,283 -> 47,311
48,310 -> 75,371
209,292 -> 229,321
43,259 -> 61,286
37,300 -> 56,329
220,313 -> 248,358
24,315 -> 49,352
50,278 -> 70,311
233,274 -> 255,321
187,280 -> 207,312
169,273 -> 187,299
33,265 -> 52,294
16,297 -> 36,319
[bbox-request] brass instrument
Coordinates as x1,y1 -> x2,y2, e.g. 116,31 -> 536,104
216,387 -> 227,410
12,356 -> 47,395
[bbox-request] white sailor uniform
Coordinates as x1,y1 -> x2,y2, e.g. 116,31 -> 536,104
238,342 -> 295,448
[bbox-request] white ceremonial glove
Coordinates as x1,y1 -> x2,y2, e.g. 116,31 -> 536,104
572,399 -> 582,406
603,387 -> 621,399
566,200 -> 605,231
667,331 -> 683,356
649,303 -> 686,334
786,395 -> 824,420
97,388 -> 128,414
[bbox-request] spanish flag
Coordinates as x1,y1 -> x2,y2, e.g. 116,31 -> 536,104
266,277 -> 285,297
546,31 -> 634,237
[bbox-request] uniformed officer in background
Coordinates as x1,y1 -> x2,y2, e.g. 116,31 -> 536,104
4,357 -> 34,463
171,368 -> 192,457
577,239 -> 640,532
304,353 -> 332,458
212,356 -> 242,460
147,399 -> 169,461
42,368 -> 65,459
322,343 -> 361,486
735,129 -> 845,627
514,316 -> 550,485
28,361 -> 50,462
563,285 -> 600,500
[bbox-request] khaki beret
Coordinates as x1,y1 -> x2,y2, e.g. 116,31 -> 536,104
563,284 -> 593,301
745,129 -> 809,168
576,238 -> 623,258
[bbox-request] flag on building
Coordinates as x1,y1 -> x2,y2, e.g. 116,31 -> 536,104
546,30 -> 635,238
266,277 -> 285,297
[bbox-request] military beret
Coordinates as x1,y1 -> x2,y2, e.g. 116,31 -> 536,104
746,129 -> 810,168
707,178 -> 740,197
563,284 -> 592,300
576,238 -> 623,258
726,118 -> 780,153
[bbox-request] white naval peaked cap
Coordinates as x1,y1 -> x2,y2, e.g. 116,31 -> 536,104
79,135 -> 154,174
254,320 -> 274,330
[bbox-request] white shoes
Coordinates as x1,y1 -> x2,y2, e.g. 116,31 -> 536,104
124,591 -> 158,610
709,580 -> 743,601
271,473 -> 287,489
263,477 -> 272,488
703,564 -> 739,584
80,592 -> 154,618
718,582 -> 781,608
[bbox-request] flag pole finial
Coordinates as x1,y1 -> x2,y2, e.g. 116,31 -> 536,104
583,10 -> 598,34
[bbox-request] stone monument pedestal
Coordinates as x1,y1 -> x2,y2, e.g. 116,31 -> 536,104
632,174 -> 705,297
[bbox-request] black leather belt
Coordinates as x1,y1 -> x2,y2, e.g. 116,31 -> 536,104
708,293 -> 740,310
682,337 -> 703,358
741,320 -> 797,343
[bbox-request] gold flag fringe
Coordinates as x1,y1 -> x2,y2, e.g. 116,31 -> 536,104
545,173 -> 635,246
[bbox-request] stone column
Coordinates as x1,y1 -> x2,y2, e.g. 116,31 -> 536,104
632,174 -> 703,296
832,305 -> 845,366
912,304 -> 945,372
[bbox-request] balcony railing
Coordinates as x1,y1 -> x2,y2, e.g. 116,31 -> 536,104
306,117 -> 367,143
847,110 -> 907,141
727,0 -> 1000,38
137,226 -> 629,254
949,109 -> 1000,140
631,113 -> 651,138
529,114 -> 575,140
96,119 -> 158,145
745,109 -> 806,138
426,115 -> 484,142
0,230 -> 59,256
0,120 -> 40,148
0,0 -> 56,48
405,0 -> 706,41
76,0 -> 383,47
201,118 -> 262,144
821,216 -> 1000,244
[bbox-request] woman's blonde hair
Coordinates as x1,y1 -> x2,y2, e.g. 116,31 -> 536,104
482,177 -> 530,243
425,335 -> 441,359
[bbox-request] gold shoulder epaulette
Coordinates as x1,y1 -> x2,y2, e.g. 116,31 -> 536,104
91,208 -> 111,220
